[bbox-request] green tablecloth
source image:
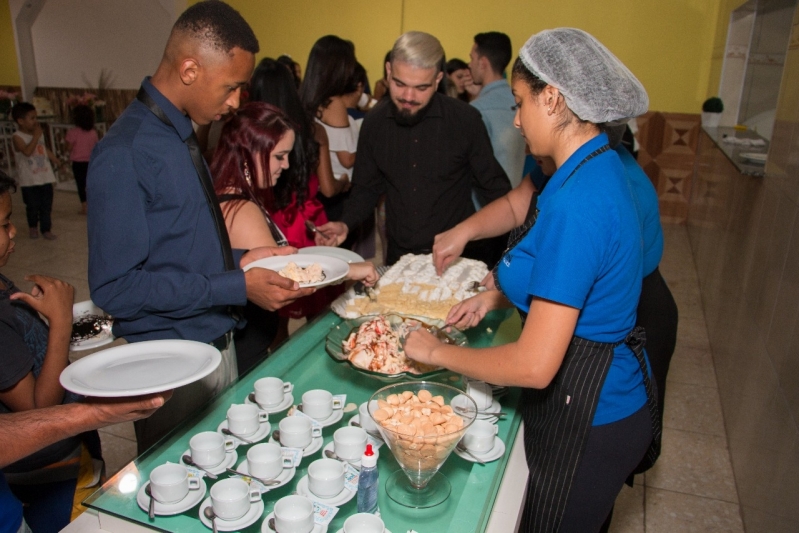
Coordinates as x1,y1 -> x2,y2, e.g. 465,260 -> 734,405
85,310 -> 523,532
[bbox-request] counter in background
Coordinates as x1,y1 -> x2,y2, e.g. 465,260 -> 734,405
702,126 -> 769,177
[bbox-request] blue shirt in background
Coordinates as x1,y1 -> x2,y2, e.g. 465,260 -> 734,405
87,78 -> 247,343
471,80 -> 527,189
0,473 -> 22,533
497,133 -> 647,425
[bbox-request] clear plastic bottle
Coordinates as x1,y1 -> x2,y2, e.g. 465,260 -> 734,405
356,444 -> 379,514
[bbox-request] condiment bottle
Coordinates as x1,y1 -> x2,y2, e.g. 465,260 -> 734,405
357,444 -> 379,514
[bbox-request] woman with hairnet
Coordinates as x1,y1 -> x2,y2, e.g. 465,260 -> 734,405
405,28 -> 661,532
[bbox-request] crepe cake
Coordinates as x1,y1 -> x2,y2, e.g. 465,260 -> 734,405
333,253 -> 488,321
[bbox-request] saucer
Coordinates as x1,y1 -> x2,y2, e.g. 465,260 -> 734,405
262,511 -> 328,533
347,415 -> 383,441
269,434 -> 324,457
301,407 -> 344,428
180,449 -> 238,475
236,458 -> 296,490
296,474 -> 356,507
199,497 -> 264,531
136,479 -> 206,516
246,392 -> 294,414
453,394 -> 502,420
454,436 -> 506,463
217,420 -> 271,448
322,441 -> 362,467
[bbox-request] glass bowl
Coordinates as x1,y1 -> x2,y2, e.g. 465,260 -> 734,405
325,314 -> 467,382
368,381 -> 477,507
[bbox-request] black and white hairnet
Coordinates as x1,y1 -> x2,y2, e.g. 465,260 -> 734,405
519,28 -> 648,123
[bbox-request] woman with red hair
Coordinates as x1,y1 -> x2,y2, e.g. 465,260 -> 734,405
212,102 -> 378,372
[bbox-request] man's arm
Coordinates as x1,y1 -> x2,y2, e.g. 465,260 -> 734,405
468,112 -> 512,203
87,147 -> 247,320
0,395 -> 168,468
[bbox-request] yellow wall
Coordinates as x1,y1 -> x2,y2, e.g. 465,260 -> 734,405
0,1 -> 21,86
4,0 -> 739,113
225,0 -> 726,113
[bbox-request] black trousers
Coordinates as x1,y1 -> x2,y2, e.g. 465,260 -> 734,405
72,161 -> 89,203
21,183 -> 54,232
637,267 -> 678,427
557,405 -> 652,533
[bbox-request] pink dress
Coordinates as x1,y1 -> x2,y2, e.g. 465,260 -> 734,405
271,174 -> 345,319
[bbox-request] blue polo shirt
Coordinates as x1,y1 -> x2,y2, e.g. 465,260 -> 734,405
497,133 -> 646,425
616,146 -> 663,276
87,78 -> 247,343
0,473 -> 22,533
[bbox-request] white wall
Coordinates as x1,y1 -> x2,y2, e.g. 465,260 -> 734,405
27,0 -> 177,89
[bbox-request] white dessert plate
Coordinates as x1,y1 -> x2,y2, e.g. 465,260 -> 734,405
236,459 -> 296,490
262,511 -> 329,533
70,300 -> 114,351
180,449 -> 238,476
299,246 -> 363,264
199,497 -> 264,531
740,152 -> 767,163
454,436 -> 506,463
243,254 -> 349,288
296,475 -> 356,507
136,479 -> 206,516
246,392 -> 294,413
217,420 -> 271,448
60,340 -> 221,397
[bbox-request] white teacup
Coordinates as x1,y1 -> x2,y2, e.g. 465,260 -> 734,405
462,419 -> 499,453
149,463 -> 200,504
466,380 -> 493,411
358,401 -> 379,433
308,458 -> 346,498
344,513 -> 386,533
334,426 -> 368,461
227,403 -> 268,437
254,377 -> 293,407
189,431 -> 235,468
209,478 -> 260,521
279,416 -> 322,449
274,494 -> 314,533
301,389 -> 342,420
247,442 -> 292,480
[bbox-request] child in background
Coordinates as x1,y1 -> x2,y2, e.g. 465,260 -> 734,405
11,102 -> 60,240
64,105 -> 98,215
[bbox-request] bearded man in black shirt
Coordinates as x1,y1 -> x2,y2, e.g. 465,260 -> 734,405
315,31 -> 511,266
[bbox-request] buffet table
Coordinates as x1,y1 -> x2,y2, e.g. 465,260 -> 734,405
73,309 -> 527,533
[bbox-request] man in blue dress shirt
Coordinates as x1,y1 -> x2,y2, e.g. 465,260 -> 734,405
469,32 -> 527,192
87,1 -> 313,451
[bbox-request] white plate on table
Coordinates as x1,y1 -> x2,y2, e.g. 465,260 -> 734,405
262,511 -> 329,533
60,340 -> 221,397
454,436 -> 506,463
70,300 -> 114,351
296,475 -> 356,507
243,254 -> 349,288
740,152 -> 767,164
199,497 -> 263,531
299,246 -> 363,264
136,479 -> 207,516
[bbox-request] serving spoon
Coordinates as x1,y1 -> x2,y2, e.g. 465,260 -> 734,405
324,449 -> 361,471
221,427 -> 255,444
181,454 -> 218,479
144,483 -> 155,520
225,467 -> 281,486
204,506 -> 218,533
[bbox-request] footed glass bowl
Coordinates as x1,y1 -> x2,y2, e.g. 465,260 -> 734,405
369,381 -> 477,508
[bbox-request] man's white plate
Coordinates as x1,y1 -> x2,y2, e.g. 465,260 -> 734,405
243,254 -> 349,288
740,152 -> 767,164
298,246 -> 363,264
60,340 -> 222,397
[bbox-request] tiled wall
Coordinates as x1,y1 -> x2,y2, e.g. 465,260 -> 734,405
686,10 -> 799,531
637,112 -> 702,224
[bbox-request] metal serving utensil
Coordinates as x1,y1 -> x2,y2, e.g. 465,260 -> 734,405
144,483 -> 155,520
304,220 -> 331,239
456,440 -> 486,465
181,454 -> 218,479
204,506 -> 218,533
225,467 -> 281,486
220,427 -> 255,445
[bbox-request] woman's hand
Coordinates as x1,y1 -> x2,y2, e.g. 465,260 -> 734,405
403,329 -> 442,366
433,225 -> 470,275
10,275 -> 73,329
347,262 -> 379,286
446,289 -> 510,330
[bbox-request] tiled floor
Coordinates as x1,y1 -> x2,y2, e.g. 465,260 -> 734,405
4,188 -> 746,531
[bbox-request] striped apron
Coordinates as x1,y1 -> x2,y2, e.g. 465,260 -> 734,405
494,147 -> 662,532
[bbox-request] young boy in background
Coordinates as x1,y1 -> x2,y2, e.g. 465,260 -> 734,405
11,102 -> 61,240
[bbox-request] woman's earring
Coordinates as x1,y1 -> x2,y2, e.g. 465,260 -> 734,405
243,161 -> 252,187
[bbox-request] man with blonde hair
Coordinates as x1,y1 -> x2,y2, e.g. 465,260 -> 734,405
316,31 -> 511,266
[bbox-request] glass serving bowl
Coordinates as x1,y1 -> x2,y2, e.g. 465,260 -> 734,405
369,381 -> 477,508
326,314 -> 467,382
